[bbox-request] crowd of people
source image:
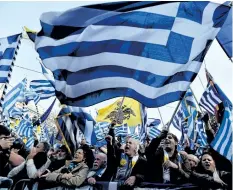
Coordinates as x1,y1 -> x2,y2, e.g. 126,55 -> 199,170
0,112 -> 232,190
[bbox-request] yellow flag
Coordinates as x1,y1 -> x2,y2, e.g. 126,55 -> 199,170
23,137 -> 27,144
96,97 -> 142,127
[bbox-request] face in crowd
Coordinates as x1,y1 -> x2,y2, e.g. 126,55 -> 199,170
35,143 -> 45,153
74,149 -> 85,163
124,137 -> 139,157
164,134 -> 178,152
201,154 -> 216,173
56,148 -> 67,160
188,154 -> 199,169
93,153 -> 107,170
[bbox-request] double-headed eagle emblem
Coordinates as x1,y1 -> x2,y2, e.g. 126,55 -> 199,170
104,101 -> 136,125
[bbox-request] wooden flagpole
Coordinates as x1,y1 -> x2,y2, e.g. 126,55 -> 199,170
167,99 -> 182,131
157,107 -> 165,127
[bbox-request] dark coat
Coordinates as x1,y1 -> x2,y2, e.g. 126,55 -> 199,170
48,159 -> 66,172
145,130 -> 190,184
107,128 -> 147,185
0,147 -> 10,177
189,170 -> 232,190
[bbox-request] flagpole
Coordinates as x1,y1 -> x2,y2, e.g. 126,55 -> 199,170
157,108 -> 165,127
167,100 -> 182,131
189,87 -> 204,113
0,33 -> 23,123
55,118 -> 72,155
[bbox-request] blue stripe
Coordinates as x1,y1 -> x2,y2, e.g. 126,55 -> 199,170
6,34 -> 20,44
208,89 -> 221,105
53,66 -> 195,88
177,2 -> 209,24
55,87 -> 186,108
224,132 -> 232,157
31,80 -> 52,84
0,78 -> 8,83
216,119 -> 230,153
38,32 -> 193,64
0,48 -> 15,59
0,65 -> 11,71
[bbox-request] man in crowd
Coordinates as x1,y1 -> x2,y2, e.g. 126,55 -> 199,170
146,128 -> 190,184
106,123 -> 147,188
0,125 -> 15,189
48,145 -> 70,172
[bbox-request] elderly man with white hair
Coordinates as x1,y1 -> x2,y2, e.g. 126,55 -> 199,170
105,125 -> 147,188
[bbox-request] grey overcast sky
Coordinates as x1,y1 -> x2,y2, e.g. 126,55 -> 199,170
0,1 -> 232,137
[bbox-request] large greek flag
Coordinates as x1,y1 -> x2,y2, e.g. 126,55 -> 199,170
0,34 -> 21,83
30,80 -> 55,100
211,102 -> 232,161
35,1 -> 230,108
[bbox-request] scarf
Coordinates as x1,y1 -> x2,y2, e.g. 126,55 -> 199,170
115,153 -> 139,181
87,167 -> 106,178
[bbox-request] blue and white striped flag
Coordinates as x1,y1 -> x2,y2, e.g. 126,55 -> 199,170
196,118 -> 207,146
16,114 -> 33,137
0,34 -> 21,83
211,102 -> 232,161
25,137 -> 34,149
9,107 -> 23,119
58,106 -> 97,147
30,80 -> 55,100
40,62 -> 55,87
149,125 -> 161,140
199,84 -> 222,115
115,123 -> 128,137
94,122 -> 110,140
35,2 -> 230,108
3,78 -> 27,113
24,90 -> 40,105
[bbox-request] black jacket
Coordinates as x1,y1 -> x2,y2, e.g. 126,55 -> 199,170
145,130 -> 190,184
107,128 -> 147,185
0,146 -> 11,177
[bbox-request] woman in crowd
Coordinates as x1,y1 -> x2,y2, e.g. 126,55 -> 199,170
43,144 -> 94,188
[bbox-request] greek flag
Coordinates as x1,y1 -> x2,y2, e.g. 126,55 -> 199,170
3,78 -> 27,113
199,84 -> 222,115
9,107 -> 23,119
40,62 -> 55,87
24,90 -> 40,105
16,114 -> 33,137
196,118 -> 208,146
172,89 -> 197,131
35,1 -> 230,108
58,106 -> 97,147
25,137 -> 34,149
186,110 -> 198,141
30,80 -> 55,100
0,34 -> 21,83
94,122 -> 110,140
149,125 -> 161,140
115,123 -> 128,137
211,102 -> 232,161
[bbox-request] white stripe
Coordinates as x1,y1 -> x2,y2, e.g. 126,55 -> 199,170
43,53 -> 202,77
200,96 -> 214,113
0,40 -> 18,53
209,90 -> 222,104
0,71 -> 9,78
31,81 -> 51,86
55,77 -> 190,99
206,94 -> 217,108
31,86 -> 54,92
36,25 -> 170,48
188,3 -> 221,61
219,119 -> 231,155
0,59 -> 12,66
213,119 -> 229,151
